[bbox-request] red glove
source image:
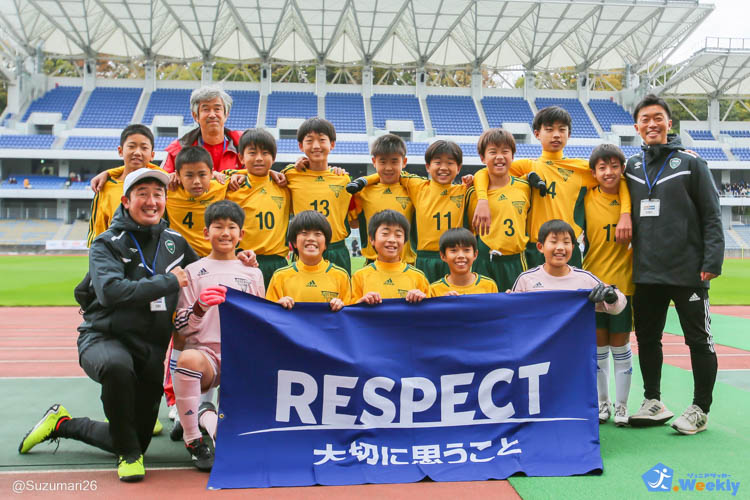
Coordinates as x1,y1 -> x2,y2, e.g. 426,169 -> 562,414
197,286 -> 227,312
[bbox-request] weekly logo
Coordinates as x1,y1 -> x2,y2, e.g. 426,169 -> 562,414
643,463 -> 673,492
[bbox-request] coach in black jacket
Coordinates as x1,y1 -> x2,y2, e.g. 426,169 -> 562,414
625,94 -> 723,435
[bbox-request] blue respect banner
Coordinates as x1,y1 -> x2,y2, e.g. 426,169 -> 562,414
208,289 -> 602,489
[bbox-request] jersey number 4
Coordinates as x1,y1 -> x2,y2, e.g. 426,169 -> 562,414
182,211 -> 194,229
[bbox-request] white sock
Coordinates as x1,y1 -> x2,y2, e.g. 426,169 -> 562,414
611,344 -> 633,407
596,346 -> 610,404
201,387 -> 216,406
169,348 -> 182,422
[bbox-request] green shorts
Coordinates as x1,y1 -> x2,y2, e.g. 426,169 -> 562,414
416,250 -> 450,284
525,241 -> 582,268
475,240 -> 527,292
323,240 -> 352,275
256,254 -> 289,289
596,296 -> 633,334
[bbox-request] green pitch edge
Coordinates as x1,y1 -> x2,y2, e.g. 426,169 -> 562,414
664,308 -> 750,351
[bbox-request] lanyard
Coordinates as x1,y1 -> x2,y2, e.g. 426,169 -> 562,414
128,232 -> 159,276
641,151 -> 675,197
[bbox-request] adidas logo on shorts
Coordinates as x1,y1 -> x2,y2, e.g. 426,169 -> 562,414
689,292 -> 700,302
306,280 -> 317,287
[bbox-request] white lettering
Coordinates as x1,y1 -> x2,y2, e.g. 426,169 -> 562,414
440,373 -> 475,424
477,368 -> 515,420
519,362 -> 550,415
399,377 -> 437,424
322,375 -> 358,425
360,377 -> 396,426
276,370 -> 318,423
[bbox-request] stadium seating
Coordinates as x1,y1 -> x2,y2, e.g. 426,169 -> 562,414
155,136 -> 177,151
621,146 -> 642,158
687,130 -> 715,141
693,147 -> 728,161
143,88 -> 193,125
534,98 -> 599,138
331,142 -> 369,155
563,145 -> 595,159
723,130 -> 750,138
731,148 -> 750,161
64,136 -> 119,150
481,96 -> 534,128
22,86 -> 81,121
734,226 -> 750,247
426,96 -> 483,136
265,92 -> 317,127
516,144 -> 542,158
76,87 -> 142,128
588,99 -> 632,132
325,93 -> 366,133
724,230 -> 743,249
371,94 -> 424,131
406,142 -> 429,157
0,175 -> 64,189
225,90 -> 259,130
0,219 -> 63,244
0,135 -> 55,149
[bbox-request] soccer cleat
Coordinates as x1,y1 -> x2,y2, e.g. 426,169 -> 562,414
117,455 -> 145,482
170,420 -> 183,442
629,399 -> 674,427
345,177 -> 368,194
185,438 -> 214,472
168,405 -> 178,421
614,404 -> 629,427
152,418 -> 163,436
598,401 -> 611,424
18,404 -> 70,454
671,405 -> 708,435
198,401 -> 217,447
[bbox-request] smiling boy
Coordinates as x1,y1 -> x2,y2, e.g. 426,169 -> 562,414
429,228 -> 498,297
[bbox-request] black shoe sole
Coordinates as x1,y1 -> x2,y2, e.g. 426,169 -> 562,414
628,416 -> 673,427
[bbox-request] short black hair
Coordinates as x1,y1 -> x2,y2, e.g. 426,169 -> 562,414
439,228 -> 477,254
239,128 -> 277,159
532,106 -> 572,134
120,124 -> 154,149
538,219 -> 576,244
204,200 -> 244,228
477,128 -> 516,157
287,210 -> 332,255
126,178 -> 165,199
371,134 -> 407,158
425,140 -> 462,166
633,93 -> 671,121
297,117 -> 336,143
367,209 -> 410,242
175,145 -> 213,172
589,143 -> 626,171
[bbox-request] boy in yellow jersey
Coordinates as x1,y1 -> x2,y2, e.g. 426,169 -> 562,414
281,118 -> 352,274
348,140 -> 469,283
466,129 -> 530,291
583,144 -> 634,428
429,228 -> 498,297
226,129 -> 290,287
350,134 -> 416,265
351,210 -> 429,304
87,125 -> 164,246
266,211 -> 350,310
471,107 -> 633,268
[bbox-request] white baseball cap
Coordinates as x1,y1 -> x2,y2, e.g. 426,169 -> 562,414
123,168 -> 170,196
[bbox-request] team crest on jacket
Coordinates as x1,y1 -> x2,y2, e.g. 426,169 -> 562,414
669,158 -> 682,169
165,239 -> 175,254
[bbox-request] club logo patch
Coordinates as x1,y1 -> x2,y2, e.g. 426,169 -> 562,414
165,240 -> 175,254
320,291 -> 339,301
329,185 -> 344,197
271,196 -> 285,209
512,201 -> 526,214
395,197 -> 411,209
450,195 -> 464,209
669,158 -> 682,169
557,168 -> 574,181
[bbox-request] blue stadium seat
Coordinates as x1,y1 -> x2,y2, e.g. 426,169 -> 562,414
143,89 -> 193,125
687,130 -> 715,141
155,136 -> 176,151
64,136 -> 119,150
534,98 -> 599,138
77,87 -> 142,128
516,144 -> 542,158
265,92 -> 317,127
731,148 -> 750,161
693,147 -> 727,161
331,142 -> 369,155
325,93 -> 366,133
621,146 -> 642,158
371,94 -> 424,131
225,90 -> 259,130
0,175 -> 65,189
426,96 -> 483,136
22,86 -> 81,122
406,142 -> 429,157
0,135 -> 55,149
724,130 -> 750,138
564,145 -> 595,159
481,96 -> 533,128
588,99 -> 632,132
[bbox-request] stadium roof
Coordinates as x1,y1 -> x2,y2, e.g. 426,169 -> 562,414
0,0 -> 715,72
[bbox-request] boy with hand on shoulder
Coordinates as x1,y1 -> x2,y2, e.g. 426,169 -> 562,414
466,129 -> 530,291
351,210 -> 428,305
226,128 -> 291,287
429,228 -> 498,297
512,220 -> 626,316
583,144 -> 634,427
172,200 -> 264,471
472,107 -> 633,268
266,211 -> 351,311
281,118 -> 353,274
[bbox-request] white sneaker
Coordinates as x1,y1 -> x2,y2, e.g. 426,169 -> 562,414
614,404 -> 628,427
168,405 -> 178,421
671,405 -> 708,435
598,401 -> 612,424
629,399 -> 674,427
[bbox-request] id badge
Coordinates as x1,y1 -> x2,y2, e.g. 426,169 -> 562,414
640,198 -> 660,217
150,297 -> 167,311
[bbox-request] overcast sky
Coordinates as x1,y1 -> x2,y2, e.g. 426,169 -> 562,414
669,0 -> 750,62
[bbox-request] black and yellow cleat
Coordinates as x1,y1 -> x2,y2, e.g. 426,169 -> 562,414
117,454 -> 145,482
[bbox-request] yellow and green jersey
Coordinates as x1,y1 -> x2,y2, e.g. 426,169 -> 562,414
165,181 -> 229,257
466,176 -> 530,255
266,259 -> 351,304
429,273 -> 499,297
351,182 -> 416,264
282,166 -> 352,243
351,260 -> 429,302
473,150 -> 631,242
87,163 -> 165,246
226,174 -> 291,257
583,186 -> 634,295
